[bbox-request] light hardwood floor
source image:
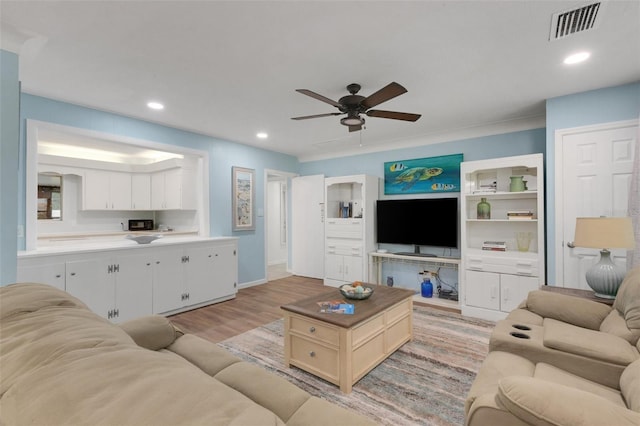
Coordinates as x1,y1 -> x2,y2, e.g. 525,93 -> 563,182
169,275 -> 329,343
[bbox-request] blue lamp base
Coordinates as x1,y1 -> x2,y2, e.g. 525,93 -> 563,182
585,249 -> 626,299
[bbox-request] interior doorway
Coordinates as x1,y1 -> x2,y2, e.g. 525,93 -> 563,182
265,169 -> 296,281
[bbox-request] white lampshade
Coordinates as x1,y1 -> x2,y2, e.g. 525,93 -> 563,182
574,217 -> 635,249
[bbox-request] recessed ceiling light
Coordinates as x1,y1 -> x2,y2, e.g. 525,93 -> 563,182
147,101 -> 164,110
564,51 -> 590,65
256,132 -> 268,139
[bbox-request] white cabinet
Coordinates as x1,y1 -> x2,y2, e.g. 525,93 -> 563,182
460,154 -> 545,321
65,252 -> 153,323
152,241 -> 238,314
17,257 -> 65,290
151,168 -> 197,210
83,170 -> 132,210
131,174 -> 151,210
17,238 -> 238,321
324,175 -> 378,287
465,270 -> 537,313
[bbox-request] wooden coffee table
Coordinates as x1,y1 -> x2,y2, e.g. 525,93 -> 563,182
281,285 -> 414,393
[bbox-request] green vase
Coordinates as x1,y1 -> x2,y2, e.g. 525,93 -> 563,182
477,198 -> 491,219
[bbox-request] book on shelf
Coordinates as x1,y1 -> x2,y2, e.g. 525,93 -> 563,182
482,246 -> 507,251
507,210 -> 533,215
483,240 -> 506,247
508,216 -> 534,220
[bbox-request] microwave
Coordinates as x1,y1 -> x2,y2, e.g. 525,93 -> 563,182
128,219 -> 154,231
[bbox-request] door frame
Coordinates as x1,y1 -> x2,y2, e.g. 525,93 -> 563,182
553,118 -> 638,285
264,169 -> 298,281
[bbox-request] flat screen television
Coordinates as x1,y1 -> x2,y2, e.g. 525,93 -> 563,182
376,198 -> 458,255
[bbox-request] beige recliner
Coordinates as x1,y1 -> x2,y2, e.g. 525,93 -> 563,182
488,267 -> 640,388
465,349 -> 640,426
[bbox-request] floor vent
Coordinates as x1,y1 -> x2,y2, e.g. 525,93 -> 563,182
550,2 -> 602,40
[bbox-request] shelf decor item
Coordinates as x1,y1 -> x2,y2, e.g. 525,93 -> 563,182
515,232 -> 532,252
477,197 -> 491,219
573,217 -> 635,299
509,176 -> 526,192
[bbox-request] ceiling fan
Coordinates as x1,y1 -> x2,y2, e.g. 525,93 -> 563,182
291,82 -> 421,132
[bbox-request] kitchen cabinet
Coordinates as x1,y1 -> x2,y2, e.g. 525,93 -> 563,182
65,252 -> 152,323
460,154 -> 545,321
83,170 -> 132,210
323,175 -> 378,287
16,257 -> 65,290
131,174 -> 151,210
17,238 -> 238,321
152,242 -> 238,314
151,168 -> 197,210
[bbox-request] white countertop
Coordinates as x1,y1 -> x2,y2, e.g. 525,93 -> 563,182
18,235 -> 238,258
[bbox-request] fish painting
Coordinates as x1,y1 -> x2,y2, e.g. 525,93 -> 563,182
394,167 -> 443,190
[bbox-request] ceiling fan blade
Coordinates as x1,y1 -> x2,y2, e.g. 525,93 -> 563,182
295,89 -> 342,108
291,112 -> 342,120
349,124 -> 362,132
361,82 -> 407,109
366,110 -> 421,122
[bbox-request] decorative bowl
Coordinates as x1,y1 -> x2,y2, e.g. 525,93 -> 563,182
339,283 -> 374,300
126,234 -> 163,244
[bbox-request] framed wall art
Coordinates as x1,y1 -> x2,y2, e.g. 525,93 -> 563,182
232,166 -> 255,231
383,153 -> 463,195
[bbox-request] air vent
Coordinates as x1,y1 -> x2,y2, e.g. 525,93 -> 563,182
550,2 -> 602,40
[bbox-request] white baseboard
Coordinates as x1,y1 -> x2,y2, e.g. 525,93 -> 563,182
238,278 -> 267,289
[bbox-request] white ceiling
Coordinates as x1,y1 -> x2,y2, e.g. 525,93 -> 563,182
2,1 -> 639,162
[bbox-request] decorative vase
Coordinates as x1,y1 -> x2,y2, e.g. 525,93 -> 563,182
477,198 -> 491,219
509,176 -> 525,192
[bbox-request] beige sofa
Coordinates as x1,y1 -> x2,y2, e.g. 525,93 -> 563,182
0,283 -> 374,426
465,267 -> 640,425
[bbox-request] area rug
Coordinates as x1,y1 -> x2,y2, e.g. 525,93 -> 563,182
218,305 -> 494,425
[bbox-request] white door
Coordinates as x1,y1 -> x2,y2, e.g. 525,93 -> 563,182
291,175 -> 325,278
558,121 -> 637,289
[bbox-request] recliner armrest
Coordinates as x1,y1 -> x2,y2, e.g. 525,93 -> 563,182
497,376 -> 640,426
525,290 -> 612,330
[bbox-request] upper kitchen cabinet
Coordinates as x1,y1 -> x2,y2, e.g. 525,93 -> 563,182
131,174 -> 151,210
151,167 -> 197,210
83,170 -> 132,210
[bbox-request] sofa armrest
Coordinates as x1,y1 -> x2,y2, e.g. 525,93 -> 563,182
525,290 -> 612,330
497,376 -> 640,426
119,315 -> 182,350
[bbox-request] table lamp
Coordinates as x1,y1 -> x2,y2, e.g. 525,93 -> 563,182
574,217 -> 635,299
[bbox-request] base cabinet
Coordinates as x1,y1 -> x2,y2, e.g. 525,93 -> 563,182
465,270 -> 538,314
325,252 -> 363,286
66,253 -> 153,323
17,259 -> 65,290
17,238 -> 238,322
153,243 -> 238,314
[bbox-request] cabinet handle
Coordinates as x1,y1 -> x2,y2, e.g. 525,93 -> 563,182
309,351 -> 316,358
309,326 -> 316,333
156,261 -> 160,264
55,274 -> 61,278
70,272 -> 76,276
146,263 -> 151,266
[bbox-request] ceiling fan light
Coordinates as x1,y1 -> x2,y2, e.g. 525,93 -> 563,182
340,115 -> 364,126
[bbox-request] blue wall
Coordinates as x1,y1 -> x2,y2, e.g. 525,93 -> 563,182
16,94 -> 299,285
545,82 -> 640,283
300,129 -> 546,179
0,50 -> 20,285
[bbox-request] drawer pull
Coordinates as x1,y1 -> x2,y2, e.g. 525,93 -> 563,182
309,326 -> 316,333
309,351 -> 316,357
